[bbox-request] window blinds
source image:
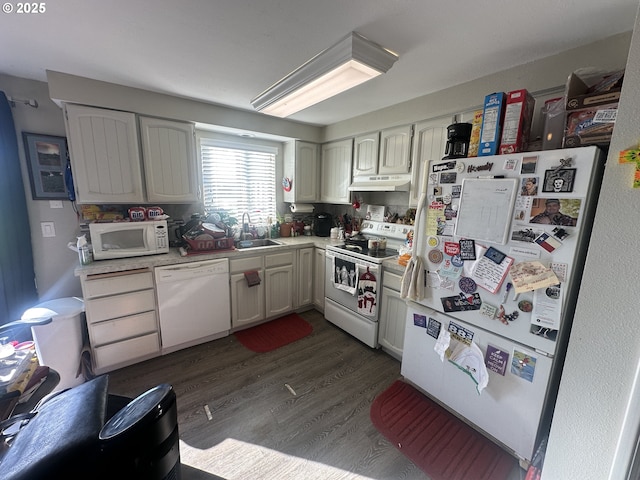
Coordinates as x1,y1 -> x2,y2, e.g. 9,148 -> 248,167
200,137 -> 277,225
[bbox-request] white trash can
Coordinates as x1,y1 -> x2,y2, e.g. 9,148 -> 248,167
22,297 -> 86,391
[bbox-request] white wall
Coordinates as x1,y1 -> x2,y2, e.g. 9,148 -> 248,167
0,74 -> 82,302
323,32 -> 632,141
543,4 -> 640,480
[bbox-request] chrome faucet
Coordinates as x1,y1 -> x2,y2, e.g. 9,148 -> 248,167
241,212 -> 252,240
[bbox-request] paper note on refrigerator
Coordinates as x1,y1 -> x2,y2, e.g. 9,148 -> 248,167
508,261 -> 559,294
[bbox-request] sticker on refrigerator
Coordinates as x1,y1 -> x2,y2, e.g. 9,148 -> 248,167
549,262 -> 568,282
521,155 -> 538,174
520,177 -> 539,196
426,200 -> 446,236
479,302 -> 498,319
534,232 -> 562,252
440,172 -> 457,184
426,317 -> 442,339
542,168 -> 576,193
413,313 -> 427,328
459,239 -> 476,260
439,255 -> 463,280
503,157 -> 518,171
441,293 -> 481,313
511,349 -> 537,382
447,321 -> 475,345
485,345 -> 509,376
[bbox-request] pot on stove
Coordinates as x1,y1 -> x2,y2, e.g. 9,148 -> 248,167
346,234 -> 368,250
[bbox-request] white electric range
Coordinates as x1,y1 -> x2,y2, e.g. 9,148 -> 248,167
324,221 -> 413,347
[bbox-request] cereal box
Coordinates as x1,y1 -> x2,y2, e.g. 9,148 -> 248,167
499,89 -> 535,154
478,92 -> 506,156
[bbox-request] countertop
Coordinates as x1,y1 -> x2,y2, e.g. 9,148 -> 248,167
75,235 -> 410,278
75,235 -> 345,278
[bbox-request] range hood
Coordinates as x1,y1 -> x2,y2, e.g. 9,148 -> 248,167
348,174 -> 411,192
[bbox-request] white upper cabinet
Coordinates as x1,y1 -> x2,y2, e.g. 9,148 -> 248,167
353,132 -> 379,176
320,139 -> 353,204
353,126 -> 412,177
283,140 -> 320,203
65,104 -> 200,204
378,125 -> 412,175
139,116 -> 199,203
65,104 -> 144,204
409,117 -> 451,206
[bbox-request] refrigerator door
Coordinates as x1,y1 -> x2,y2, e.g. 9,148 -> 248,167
412,146 -> 605,355
402,302 -> 553,462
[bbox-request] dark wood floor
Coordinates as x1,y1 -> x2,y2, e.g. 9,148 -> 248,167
108,309 -> 526,479
107,309 -> 432,479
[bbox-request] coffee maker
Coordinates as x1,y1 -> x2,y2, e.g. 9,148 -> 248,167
442,122 -> 473,159
314,213 -> 332,237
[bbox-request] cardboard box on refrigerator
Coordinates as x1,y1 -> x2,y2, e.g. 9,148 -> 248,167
499,89 -> 535,154
478,92 -> 506,156
563,103 -> 617,147
565,70 -> 624,111
467,109 -> 483,157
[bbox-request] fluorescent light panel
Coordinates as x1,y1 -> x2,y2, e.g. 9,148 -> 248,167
251,32 -> 398,118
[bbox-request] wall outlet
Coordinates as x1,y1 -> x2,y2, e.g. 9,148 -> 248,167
49,200 -> 63,209
41,222 -> 56,237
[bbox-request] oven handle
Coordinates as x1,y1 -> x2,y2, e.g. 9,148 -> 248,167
325,249 -> 380,269
326,250 -> 380,281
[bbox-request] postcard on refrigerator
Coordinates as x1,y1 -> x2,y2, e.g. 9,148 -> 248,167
511,348 -> 537,382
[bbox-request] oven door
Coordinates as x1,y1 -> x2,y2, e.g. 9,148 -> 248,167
324,249 -> 382,348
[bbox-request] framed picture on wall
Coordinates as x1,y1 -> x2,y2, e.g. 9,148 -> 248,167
22,133 -> 69,200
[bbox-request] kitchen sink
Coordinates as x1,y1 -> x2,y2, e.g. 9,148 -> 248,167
235,239 -> 283,249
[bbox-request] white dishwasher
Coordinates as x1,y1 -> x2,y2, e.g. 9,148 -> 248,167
155,258 -> 231,354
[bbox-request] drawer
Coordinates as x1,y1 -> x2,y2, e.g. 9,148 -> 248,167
89,310 -> 158,347
86,289 -> 156,324
93,332 -> 159,371
83,270 -> 153,299
265,251 -> 294,268
230,256 -> 263,273
383,271 -> 402,291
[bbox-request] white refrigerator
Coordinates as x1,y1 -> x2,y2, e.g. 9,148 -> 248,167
401,146 -> 606,463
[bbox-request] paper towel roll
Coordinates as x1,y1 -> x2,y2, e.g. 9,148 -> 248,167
289,203 -> 314,213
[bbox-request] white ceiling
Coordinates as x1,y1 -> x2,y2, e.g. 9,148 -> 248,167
1,0 -> 638,126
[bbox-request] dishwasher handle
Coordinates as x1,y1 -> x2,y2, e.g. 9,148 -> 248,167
155,259 -> 229,282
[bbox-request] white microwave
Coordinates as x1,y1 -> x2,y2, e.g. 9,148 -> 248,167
89,220 -> 169,260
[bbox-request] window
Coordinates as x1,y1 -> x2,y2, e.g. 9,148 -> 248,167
199,135 -> 278,226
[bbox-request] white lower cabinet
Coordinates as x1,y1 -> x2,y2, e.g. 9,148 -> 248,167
378,271 -> 407,360
230,256 -> 265,328
296,247 -> 314,308
313,247 -> 325,312
82,268 -> 160,373
230,250 -> 295,329
265,251 -> 294,318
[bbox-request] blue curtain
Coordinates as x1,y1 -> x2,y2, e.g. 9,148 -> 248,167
0,91 -> 37,324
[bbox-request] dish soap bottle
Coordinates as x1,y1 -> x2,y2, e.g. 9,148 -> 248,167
77,234 -> 93,265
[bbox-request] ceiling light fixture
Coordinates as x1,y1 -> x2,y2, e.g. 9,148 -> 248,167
251,32 -> 399,118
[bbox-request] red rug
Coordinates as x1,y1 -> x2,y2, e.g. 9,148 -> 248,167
234,313 -> 313,353
370,380 -> 517,480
